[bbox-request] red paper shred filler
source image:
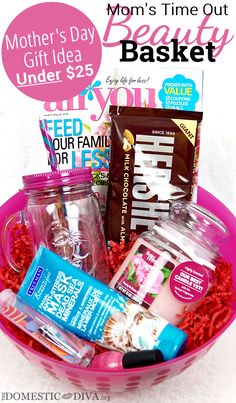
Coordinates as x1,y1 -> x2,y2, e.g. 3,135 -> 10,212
179,259 -> 235,352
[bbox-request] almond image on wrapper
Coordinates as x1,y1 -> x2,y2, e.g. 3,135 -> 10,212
123,129 -> 134,152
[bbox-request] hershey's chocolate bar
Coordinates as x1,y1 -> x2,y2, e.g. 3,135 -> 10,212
105,106 -> 203,243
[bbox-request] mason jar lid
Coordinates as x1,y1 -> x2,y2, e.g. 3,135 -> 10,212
23,167 -> 92,191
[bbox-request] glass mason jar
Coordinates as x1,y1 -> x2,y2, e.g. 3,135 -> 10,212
3,168 -> 109,284
109,201 -> 228,325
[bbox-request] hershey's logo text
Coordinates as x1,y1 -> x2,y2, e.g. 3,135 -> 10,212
131,134 -> 174,231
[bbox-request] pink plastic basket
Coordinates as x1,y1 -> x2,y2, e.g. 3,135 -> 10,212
0,187 -> 235,393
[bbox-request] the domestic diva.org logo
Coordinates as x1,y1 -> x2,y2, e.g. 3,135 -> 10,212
0,392 -> 111,401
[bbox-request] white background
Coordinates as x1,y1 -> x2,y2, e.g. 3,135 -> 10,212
0,1 -> 236,402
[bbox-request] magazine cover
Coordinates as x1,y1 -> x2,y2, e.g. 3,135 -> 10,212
0,1 -> 235,402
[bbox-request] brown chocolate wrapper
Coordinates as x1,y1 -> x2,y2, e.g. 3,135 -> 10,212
105,106 -> 203,244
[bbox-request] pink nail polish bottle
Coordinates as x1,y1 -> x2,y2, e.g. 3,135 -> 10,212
92,349 -> 164,369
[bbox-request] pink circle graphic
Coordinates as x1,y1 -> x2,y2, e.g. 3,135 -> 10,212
169,261 -> 209,303
1,2 -> 102,101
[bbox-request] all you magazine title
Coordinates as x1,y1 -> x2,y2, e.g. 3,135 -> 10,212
0,1 -> 236,402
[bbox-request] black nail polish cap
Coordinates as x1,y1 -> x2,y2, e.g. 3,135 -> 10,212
122,349 -> 164,369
